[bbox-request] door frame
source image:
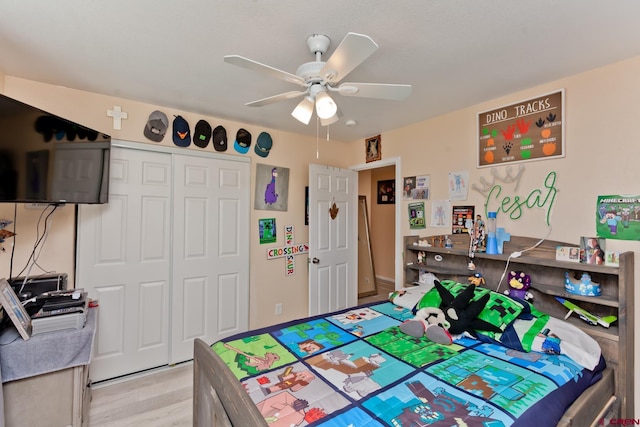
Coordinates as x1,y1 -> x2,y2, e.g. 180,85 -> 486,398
350,156 -> 402,290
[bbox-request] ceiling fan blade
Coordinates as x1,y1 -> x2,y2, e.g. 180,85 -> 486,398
224,55 -> 307,88
246,90 -> 307,107
336,82 -> 412,100
320,32 -> 378,84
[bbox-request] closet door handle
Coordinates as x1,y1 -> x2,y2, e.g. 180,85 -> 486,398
311,257 -> 320,264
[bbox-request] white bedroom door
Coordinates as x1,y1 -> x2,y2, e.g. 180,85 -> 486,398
170,154 -> 250,363
77,146 -> 172,381
308,163 -> 358,316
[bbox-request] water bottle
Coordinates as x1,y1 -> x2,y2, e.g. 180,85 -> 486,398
486,212 -> 498,254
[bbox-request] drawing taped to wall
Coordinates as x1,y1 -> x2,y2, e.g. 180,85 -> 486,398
431,200 -> 451,228
448,171 -> 469,201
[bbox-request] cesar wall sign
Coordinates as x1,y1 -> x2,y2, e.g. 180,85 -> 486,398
478,90 -> 564,167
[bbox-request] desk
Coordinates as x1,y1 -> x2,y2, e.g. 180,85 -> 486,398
0,307 -> 96,427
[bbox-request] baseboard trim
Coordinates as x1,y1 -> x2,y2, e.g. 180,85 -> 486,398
376,276 -> 395,289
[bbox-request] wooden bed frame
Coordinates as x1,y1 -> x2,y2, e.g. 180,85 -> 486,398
193,236 -> 633,426
193,338 -> 616,427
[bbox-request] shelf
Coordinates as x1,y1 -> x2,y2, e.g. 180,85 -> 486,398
405,262 -> 471,276
559,312 -> 619,342
407,243 -> 620,275
532,283 -> 618,308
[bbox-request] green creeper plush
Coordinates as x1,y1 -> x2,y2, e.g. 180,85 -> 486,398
434,280 -> 503,337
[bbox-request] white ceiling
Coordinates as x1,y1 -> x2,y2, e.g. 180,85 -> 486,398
1,1 -> 640,142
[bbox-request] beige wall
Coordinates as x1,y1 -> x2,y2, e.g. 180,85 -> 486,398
0,75 -> 358,329
369,165 -> 395,281
364,56 -> 640,415
2,56 -> 640,412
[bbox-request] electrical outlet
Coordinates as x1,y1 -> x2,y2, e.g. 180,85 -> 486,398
275,303 -> 283,315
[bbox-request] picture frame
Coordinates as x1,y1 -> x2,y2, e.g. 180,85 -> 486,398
377,179 -> 395,204
477,89 -> 564,168
258,218 -> 277,244
0,278 -> 31,340
365,135 -> 381,163
580,236 -> 605,265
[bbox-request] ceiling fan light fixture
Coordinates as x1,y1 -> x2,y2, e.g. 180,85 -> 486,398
291,96 -> 314,124
319,113 -> 339,127
315,91 -> 337,119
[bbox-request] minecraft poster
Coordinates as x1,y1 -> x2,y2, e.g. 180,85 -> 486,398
596,194 -> 640,241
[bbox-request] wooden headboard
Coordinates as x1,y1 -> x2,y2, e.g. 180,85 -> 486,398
403,233 -> 634,418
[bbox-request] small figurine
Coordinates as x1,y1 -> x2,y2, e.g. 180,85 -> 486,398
470,214 -> 486,254
538,328 -> 561,355
505,271 -> 533,301
417,251 -> 426,264
468,272 -> 485,287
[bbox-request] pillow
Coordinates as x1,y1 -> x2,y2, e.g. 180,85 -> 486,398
389,282 -> 435,311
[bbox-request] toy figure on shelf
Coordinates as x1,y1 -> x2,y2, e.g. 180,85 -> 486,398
555,297 -> 617,328
504,271 -> 533,301
468,273 -> 485,286
417,251 -> 426,264
467,215 -> 485,270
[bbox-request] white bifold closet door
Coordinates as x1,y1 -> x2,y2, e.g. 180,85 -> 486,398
77,143 -> 249,381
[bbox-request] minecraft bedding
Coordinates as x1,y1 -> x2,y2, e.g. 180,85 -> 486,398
211,300 -> 605,427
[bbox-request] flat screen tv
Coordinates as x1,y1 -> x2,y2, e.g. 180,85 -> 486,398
0,93 -> 111,204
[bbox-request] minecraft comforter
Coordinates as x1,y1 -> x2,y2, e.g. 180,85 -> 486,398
211,298 -> 605,427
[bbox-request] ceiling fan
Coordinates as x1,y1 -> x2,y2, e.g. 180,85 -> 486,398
224,32 -> 412,126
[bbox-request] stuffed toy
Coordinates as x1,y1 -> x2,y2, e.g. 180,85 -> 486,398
468,272 -> 485,286
434,280 -> 503,337
399,307 -> 453,345
505,271 -> 533,301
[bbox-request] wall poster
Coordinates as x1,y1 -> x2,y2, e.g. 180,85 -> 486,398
452,205 -> 475,234
408,202 -> 425,229
254,163 -> 290,211
478,90 -> 564,168
596,194 -> 640,241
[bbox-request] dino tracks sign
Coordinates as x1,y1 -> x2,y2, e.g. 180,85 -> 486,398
478,90 -> 564,167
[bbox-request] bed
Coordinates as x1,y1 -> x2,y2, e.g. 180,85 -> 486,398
193,281 -> 619,427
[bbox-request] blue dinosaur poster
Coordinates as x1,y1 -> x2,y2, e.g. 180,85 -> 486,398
254,163 -> 290,211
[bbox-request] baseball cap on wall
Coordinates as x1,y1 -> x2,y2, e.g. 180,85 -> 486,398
172,115 -> 191,147
193,119 -> 212,148
234,128 -> 252,154
143,110 -> 169,142
212,125 -> 227,152
254,132 -> 273,158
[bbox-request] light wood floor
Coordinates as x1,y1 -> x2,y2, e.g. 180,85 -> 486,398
88,282 -> 393,426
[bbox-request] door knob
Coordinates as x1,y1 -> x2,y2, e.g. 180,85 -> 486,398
311,257 -> 320,264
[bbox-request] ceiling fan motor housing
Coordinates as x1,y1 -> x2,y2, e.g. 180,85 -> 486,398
296,61 -> 325,83
307,34 -> 330,55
